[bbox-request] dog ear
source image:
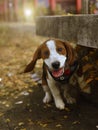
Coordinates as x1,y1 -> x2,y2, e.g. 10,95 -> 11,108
24,46 -> 41,73
62,41 -> 77,65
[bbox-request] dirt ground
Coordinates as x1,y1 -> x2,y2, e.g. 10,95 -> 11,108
0,23 -> 98,130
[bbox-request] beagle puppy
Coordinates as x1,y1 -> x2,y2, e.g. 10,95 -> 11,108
24,39 -> 81,110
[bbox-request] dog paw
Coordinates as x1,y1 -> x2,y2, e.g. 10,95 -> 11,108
66,97 -> 76,104
43,92 -> 52,103
55,100 -> 65,110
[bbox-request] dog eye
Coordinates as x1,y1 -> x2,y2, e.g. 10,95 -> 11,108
44,51 -> 49,56
57,47 -> 63,52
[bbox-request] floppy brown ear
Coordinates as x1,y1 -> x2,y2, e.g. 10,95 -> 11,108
63,41 -> 77,65
24,46 -> 41,73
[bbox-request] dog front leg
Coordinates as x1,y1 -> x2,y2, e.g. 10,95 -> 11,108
42,65 -> 52,104
64,84 -> 76,104
42,85 -> 52,103
47,79 -> 65,110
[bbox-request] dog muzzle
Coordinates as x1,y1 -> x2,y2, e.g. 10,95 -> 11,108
47,61 -> 79,84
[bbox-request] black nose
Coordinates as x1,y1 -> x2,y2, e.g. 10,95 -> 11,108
52,61 -> 60,69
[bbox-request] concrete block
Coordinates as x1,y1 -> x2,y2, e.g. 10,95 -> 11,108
36,15 -> 98,48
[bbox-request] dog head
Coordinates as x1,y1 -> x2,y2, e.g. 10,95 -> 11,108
24,39 -> 77,78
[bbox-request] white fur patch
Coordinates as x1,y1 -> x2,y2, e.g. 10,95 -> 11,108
43,91 -> 52,103
44,40 -> 67,70
47,71 -> 65,110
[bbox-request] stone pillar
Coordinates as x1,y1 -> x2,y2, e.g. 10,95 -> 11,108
50,0 -> 56,11
82,0 -> 89,14
76,0 -> 82,13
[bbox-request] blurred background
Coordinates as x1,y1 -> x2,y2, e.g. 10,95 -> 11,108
0,1 -> 98,130
0,0 -> 98,23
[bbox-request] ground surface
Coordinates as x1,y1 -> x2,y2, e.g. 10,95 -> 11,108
0,23 -> 98,130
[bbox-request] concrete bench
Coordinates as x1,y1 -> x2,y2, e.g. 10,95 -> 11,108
36,14 -> 98,48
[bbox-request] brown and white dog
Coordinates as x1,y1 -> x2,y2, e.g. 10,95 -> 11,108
24,39 -> 81,110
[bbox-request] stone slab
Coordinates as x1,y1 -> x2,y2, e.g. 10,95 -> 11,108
36,15 -> 98,48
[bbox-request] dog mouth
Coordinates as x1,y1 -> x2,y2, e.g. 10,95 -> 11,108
51,68 -> 64,78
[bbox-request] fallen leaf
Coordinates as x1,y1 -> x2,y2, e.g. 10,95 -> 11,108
0,112 -> 4,117
18,122 -> 24,126
20,128 -> 26,130
29,109 -> 32,112
83,64 -> 93,73
37,121 -> 48,127
95,77 -> 98,80
45,104 -> 52,108
65,107 -> 70,112
56,124 -> 62,128
82,56 -> 88,61
86,78 -> 93,84
15,101 -> 23,104
64,115 -> 68,119
72,121 -> 80,125
6,118 -> 11,122
42,124 -> 48,128
28,119 -> 34,125
0,78 -> 2,82
5,104 -> 10,107
20,91 -> 29,96
28,89 -> 33,93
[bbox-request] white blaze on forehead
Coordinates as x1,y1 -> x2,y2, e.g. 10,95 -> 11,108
44,40 -> 67,69
46,40 -> 56,54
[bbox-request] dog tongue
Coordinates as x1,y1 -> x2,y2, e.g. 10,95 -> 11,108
52,68 -> 64,78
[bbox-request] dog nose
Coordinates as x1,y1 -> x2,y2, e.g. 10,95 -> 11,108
52,61 -> 60,69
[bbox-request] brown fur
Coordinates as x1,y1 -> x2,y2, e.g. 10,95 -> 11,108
24,39 -> 77,73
